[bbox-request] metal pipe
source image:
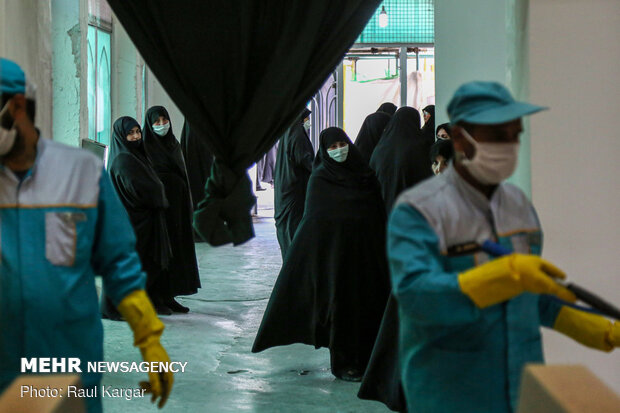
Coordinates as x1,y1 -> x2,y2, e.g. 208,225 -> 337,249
400,46 -> 407,107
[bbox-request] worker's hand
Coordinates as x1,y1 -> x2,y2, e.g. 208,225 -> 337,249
458,254 -> 577,308
117,290 -> 174,408
139,342 -> 174,408
554,306 -> 619,352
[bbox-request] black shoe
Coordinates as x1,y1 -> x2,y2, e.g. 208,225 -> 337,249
166,298 -> 190,313
155,303 -> 173,316
256,186 -> 266,191
335,369 -> 363,382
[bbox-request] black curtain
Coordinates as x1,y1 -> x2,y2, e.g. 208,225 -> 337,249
107,0 -> 381,246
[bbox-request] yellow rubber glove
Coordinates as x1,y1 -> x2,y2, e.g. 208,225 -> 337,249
117,289 -> 174,408
458,254 -> 577,308
554,306 -> 619,352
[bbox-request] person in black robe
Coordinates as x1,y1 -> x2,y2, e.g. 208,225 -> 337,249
101,116 -> 172,319
354,111 -> 392,164
361,107 -> 434,409
273,108 -> 314,258
369,106 -> 434,212
377,102 -> 397,115
180,120 -> 214,241
256,143 -> 278,190
358,295 -> 406,411
253,127 -> 390,382
435,122 -> 452,141
143,106 -> 201,313
179,120 -> 213,211
430,138 -> 454,175
421,104 -> 436,144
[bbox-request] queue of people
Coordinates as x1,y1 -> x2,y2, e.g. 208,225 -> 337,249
255,84 -> 619,413
2,54 -> 618,413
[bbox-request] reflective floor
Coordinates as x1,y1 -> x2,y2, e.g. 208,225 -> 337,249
101,205 -> 390,412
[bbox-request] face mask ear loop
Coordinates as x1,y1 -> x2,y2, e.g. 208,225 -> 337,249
458,128 -> 479,164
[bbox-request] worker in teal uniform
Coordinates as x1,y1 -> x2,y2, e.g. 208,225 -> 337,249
388,81 -> 620,413
0,58 -> 173,412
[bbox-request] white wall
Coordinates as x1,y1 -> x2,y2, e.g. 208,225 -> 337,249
146,67 -> 184,139
529,0 -> 620,394
0,0 -> 53,139
111,12 -> 143,123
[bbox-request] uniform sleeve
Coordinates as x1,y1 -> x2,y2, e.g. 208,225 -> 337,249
538,295 -> 566,328
91,168 -> 146,305
388,203 -> 481,326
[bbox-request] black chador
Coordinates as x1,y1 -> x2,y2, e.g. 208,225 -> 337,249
369,106 -> 433,211
421,104 -> 436,144
376,102 -> 397,116
273,109 -> 314,258
102,116 -> 172,319
143,106 -> 200,310
358,295 -> 406,411
253,127 -> 390,381
179,120 -> 213,212
354,111 -> 392,164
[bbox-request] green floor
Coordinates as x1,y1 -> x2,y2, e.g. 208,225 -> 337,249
100,216 -> 390,412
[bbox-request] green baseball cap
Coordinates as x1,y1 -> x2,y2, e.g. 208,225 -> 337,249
448,81 -> 546,125
0,58 -> 26,96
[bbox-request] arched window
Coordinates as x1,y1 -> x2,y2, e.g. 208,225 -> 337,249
87,0 -> 112,145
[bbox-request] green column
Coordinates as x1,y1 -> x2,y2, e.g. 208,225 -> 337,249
52,0 -> 87,147
435,0 -> 531,196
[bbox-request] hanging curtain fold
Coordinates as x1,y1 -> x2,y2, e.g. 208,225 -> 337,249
107,0 -> 381,246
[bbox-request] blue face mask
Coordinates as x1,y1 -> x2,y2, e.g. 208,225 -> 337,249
327,145 -> 349,163
152,122 -> 170,137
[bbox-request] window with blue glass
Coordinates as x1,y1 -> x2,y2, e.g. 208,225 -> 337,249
87,0 -> 112,145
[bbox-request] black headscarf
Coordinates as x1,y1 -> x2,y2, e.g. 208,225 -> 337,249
274,108 -> 314,258
421,104 -> 436,144
313,127 -> 375,183
376,102 -> 397,116
108,117 -> 146,163
369,106 -> 433,211
143,106 -> 186,177
430,139 -> 454,162
354,112 -> 392,164
436,122 -> 451,139
253,127 -> 390,378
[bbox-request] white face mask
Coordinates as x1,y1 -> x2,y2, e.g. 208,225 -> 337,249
460,128 -> 520,185
0,102 -> 18,156
303,119 -> 311,131
152,122 -> 170,137
327,145 -> 349,163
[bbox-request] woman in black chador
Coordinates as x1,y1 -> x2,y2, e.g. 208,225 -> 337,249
101,116 -> 172,319
369,106 -> 433,212
253,127 -> 390,381
143,106 -> 200,313
421,104 -> 436,144
273,108 -> 314,259
354,111 -> 392,164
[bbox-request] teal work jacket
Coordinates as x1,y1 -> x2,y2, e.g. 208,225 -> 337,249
0,137 -> 145,395
389,165 -> 564,413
